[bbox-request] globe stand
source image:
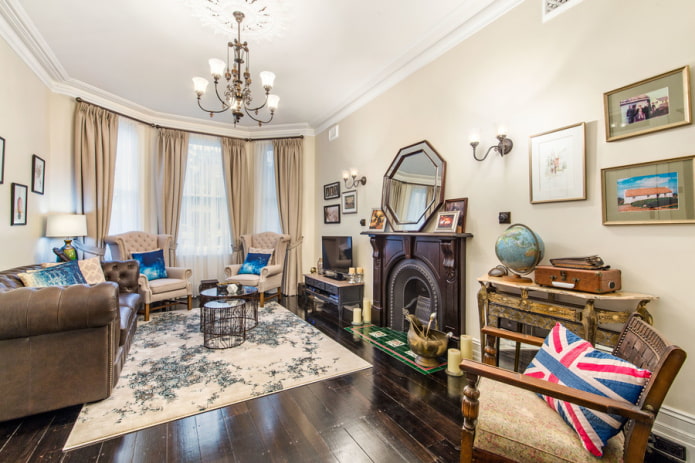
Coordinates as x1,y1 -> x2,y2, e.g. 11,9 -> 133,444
499,272 -> 533,284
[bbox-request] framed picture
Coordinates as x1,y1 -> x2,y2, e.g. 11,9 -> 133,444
529,122 -> 586,203
324,204 -> 340,224
601,155 -> 695,225
368,208 -> 386,231
434,210 -> 459,232
542,0 -> 585,22
443,197 -> 468,233
342,190 -> 357,214
32,154 -> 45,194
603,66 -> 691,142
323,182 -> 340,200
11,183 -> 28,226
0,136 -> 5,184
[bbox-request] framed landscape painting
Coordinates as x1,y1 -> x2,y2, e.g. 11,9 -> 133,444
601,155 -> 695,225
603,66 -> 691,142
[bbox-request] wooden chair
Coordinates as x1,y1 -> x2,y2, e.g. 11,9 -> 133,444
460,313 -> 686,463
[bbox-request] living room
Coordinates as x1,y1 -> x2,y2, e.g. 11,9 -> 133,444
1,0 -> 694,461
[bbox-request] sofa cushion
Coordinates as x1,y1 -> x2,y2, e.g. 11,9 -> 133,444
18,261 -> 87,287
238,252 -> 271,275
118,295 -> 140,346
524,322 -> 652,457
132,249 -> 168,281
43,257 -> 106,284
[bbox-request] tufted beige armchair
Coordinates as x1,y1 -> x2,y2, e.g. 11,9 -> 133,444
224,232 -> 290,307
104,231 -> 192,321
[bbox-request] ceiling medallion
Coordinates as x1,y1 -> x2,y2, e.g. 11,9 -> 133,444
186,0 -> 288,40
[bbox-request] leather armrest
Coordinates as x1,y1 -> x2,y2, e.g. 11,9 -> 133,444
0,283 -> 119,340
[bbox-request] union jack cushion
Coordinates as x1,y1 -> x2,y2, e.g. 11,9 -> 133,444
524,323 -> 652,456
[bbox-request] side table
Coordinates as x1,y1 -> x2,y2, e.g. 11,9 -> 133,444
199,286 -> 259,332
202,299 -> 247,349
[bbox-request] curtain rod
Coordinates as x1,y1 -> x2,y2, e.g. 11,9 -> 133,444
74,97 -> 304,142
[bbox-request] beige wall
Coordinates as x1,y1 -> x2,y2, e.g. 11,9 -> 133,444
316,0 -> 695,421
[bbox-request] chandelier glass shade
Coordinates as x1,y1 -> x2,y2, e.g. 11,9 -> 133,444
192,11 -> 279,126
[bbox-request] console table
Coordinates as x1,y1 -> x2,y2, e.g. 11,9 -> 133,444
477,275 -> 656,368
304,273 -> 364,324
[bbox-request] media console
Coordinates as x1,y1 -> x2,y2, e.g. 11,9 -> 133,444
304,273 -> 364,324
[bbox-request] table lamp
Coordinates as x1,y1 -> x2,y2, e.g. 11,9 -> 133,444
46,214 -> 87,260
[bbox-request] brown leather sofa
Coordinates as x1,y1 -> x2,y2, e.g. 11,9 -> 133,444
0,260 -> 141,422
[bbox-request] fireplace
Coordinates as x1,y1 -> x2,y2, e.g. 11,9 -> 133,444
363,232 -> 472,340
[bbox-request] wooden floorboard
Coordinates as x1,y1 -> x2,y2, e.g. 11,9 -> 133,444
7,294 -> 638,463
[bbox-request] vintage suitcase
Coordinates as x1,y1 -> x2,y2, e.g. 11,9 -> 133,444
534,266 -> 621,293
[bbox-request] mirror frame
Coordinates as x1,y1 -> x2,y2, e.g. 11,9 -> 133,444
381,140 -> 446,232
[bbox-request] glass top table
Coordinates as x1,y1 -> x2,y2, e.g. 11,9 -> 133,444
199,285 -> 259,332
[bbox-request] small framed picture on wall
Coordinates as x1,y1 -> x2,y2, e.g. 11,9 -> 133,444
32,154 -> 45,194
0,136 -> 5,184
324,204 -> 340,224
342,190 -> 357,214
323,182 -> 340,200
11,183 -> 28,226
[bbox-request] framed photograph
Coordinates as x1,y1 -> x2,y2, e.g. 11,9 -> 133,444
529,122 -> 586,203
324,204 -> 340,224
0,136 -> 5,184
542,0 -> 585,22
11,183 -> 28,226
603,66 -> 691,142
323,182 -> 340,200
368,208 -> 386,231
434,210 -> 459,232
341,190 -> 357,214
443,197 -> 468,233
32,154 -> 45,194
601,155 -> 695,225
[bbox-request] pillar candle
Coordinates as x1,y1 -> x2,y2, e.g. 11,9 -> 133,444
446,348 -> 462,376
362,298 -> 371,323
352,307 -> 362,325
356,267 -> 364,274
348,267 -> 356,274
460,335 -> 473,360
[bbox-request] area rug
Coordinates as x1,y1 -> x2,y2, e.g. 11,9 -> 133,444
64,302 -> 371,450
345,324 -> 447,374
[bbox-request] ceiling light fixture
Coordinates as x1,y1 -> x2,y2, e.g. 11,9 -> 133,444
192,11 -> 279,127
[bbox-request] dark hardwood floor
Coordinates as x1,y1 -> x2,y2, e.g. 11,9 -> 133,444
0,297 -> 671,463
0,297 -> 466,463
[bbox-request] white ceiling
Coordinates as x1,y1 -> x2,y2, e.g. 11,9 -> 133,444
0,0 -> 520,135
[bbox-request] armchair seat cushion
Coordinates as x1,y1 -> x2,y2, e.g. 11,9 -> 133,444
148,277 -> 189,294
474,379 -> 623,463
226,273 -> 260,286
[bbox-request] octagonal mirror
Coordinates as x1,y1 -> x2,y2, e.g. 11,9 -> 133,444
381,140 -> 446,232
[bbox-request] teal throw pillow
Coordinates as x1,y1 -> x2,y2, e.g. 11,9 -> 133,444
132,249 -> 168,281
238,253 -> 271,275
18,260 -> 87,287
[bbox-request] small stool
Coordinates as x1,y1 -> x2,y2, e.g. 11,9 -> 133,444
202,299 -> 246,349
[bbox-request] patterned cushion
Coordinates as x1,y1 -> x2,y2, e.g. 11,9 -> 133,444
18,260 -> 87,287
524,323 -> 652,456
42,257 -> 106,284
238,253 -> 271,275
131,249 -> 168,281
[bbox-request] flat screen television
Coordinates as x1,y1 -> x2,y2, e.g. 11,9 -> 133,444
322,236 -> 353,277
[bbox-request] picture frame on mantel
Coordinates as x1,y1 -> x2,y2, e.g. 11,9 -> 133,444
443,197 -> 468,233
601,155 -> 695,225
434,210 -> 459,232
368,208 -> 386,231
603,66 -> 691,142
529,122 -> 586,204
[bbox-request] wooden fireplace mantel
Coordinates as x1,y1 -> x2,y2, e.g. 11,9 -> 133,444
361,231 -> 473,340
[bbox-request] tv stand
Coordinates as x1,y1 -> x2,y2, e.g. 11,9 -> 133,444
304,273 -> 364,324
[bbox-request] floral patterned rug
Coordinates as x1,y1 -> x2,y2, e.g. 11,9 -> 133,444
64,303 -> 371,450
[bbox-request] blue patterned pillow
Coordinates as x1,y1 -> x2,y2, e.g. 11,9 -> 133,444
18,260 -> 87,287
524,323 -> 651,456
131,249 -> 168,281
238,252 -> 271,275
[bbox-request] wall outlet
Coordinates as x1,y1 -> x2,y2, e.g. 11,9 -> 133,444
499,212 -> 511,224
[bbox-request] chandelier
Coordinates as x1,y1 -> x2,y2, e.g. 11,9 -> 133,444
192,11 -> 279,127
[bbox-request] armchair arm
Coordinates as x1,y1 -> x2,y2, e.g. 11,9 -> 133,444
460,359 -> 654,424
0,283 -> 119,340
225,264 -> 242,278
166,266 -> 192,281
259,264 -> 282,279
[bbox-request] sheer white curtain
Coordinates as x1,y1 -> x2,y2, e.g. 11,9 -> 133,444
253,140 -> 282,234
109,118 -> 146,235
177,134 -> 233,291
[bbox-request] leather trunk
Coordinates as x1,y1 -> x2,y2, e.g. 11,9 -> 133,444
534,266 -> 622,293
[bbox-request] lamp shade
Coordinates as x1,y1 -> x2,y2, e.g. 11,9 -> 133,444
46,214 -> 87,238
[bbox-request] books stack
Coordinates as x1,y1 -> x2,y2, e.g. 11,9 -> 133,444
548,255 -> 610,270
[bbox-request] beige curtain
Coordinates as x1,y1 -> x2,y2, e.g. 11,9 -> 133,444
274,138 -> 303,296
73,101 -> 119,247
222,137 -> 251,264
156,128 -> 189,264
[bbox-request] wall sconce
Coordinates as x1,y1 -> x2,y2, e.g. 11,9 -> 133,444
343,169 -> 367,189
470,129 -> 514,161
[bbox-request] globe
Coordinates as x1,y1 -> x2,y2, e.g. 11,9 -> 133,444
495,224 -> 545,280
